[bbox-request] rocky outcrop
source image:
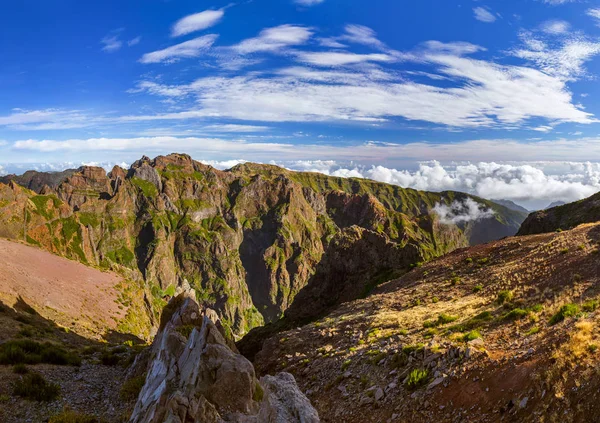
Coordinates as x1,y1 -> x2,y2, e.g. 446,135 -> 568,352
129,291 -> 319,423
518,193 -> 600,236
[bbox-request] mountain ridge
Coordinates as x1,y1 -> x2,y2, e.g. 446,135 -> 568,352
0,153 -> 527,338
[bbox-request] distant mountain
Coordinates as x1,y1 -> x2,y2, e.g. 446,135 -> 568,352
519,194 -> 600,235
546,200 -> 566,209
0,168 -> 77,193
492,199 -> 529,214
0,153 -> 527,338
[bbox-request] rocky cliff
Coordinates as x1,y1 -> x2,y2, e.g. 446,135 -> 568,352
128,289 -> 319,423
518,192 -> 600,236
0,153 -> 526,338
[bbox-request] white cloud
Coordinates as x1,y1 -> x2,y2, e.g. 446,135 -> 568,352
231,25 -> 313,54
101,35 -> 123,52
540,20 -> 571,35
0,109 -> 93,130
541,0 -> 576,4
201,124 -> 271,133
433,198 -> 495,225
293,0 -> 325,6
295,51 -> 395,66
512,32 -> 600,81
140,34 -> 218,64
0,165 -> 6,176
587,8 -> 600,26
340,25 -> 388,51
128,36 -> 142,46
473,7 -> 497,23
171,9 -> 224,37
132,49 -> 593,127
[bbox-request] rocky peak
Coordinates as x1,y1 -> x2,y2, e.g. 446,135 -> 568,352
129,290 -> 319,423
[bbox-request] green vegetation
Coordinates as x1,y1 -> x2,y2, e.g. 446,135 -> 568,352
105,246 -> 135,267
49,410 -> 101,423
341,359 -> 352,371
13,372 -> 60,401
12,363 -> 29,374
405,368 -> 429,389
120,374 -> 146,401
423,313 -> 459,328
503,308 -> 528,321
583,299 -> 599,312
463,330 -> 482,342
472,285 -> 483,293
549,304 -> 580,325
525,326 -> 540,336
497,290 -> 513,304
131,177 -> 158,198
253,381 -> 264,402
0,340 -> 80,366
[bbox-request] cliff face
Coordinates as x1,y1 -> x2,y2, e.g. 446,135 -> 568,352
518,192 -> 600,236
0,154 -> 525,337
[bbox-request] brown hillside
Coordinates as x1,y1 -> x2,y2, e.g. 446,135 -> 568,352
250,223 -> 600,422
0,238 -> 126,338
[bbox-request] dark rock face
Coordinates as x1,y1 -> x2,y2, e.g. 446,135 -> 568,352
0,168 -> 77,193
0,153 -> 525,338
518,193 -> 600,236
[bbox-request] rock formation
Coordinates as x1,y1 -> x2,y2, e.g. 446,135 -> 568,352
128,290 -> 319,423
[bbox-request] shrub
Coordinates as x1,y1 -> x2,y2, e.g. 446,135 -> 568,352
405,368 -> 429,389
100,349 -> 121,366
472,285 -> 483,293
503,308 -> 528,321
341,359 -> 352,371
13,372 -> 60,401
549,304 -> 580,325
120,374 -> 146,401
423,313 -> 459,328
497,290 -> 513,304
0,340 -> 80,366
463,330 -> 482,342
49,410 -> 100,423
588,344 -> 598,354
525,326 -> 540,336
12,363 -> 29,374
582,300 -> 599,312
560,248 -> 569,254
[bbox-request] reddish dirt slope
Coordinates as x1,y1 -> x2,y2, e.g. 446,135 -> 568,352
0,238 -> 125,337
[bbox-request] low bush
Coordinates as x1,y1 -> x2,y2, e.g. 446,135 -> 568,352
497,290 -> 513,304
12,363 -> 29,374
13,372 -> 60,401
120,374 -> 146,401
49,410 -> 101,423
0,340 -> 80,366
549,304 -> 580,325
503,308 -> 528,321
405,368 -> 429,389
463,330 -> 482,342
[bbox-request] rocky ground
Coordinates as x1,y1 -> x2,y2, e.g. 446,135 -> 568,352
250,223 -> 600,422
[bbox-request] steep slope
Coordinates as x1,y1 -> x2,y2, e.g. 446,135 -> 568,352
0,153 -> 525,337
0,237 -> 148,339
249,222 -> 600,422
518,192 -> 600,235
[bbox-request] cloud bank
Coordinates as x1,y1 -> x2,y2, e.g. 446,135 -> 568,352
432,198 -> 495,225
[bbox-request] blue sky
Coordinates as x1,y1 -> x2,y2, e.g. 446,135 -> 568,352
2,0 -> 600,208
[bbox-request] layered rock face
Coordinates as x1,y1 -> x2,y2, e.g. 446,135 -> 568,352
129,290 -> 319,423
0,153 -> 525,338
